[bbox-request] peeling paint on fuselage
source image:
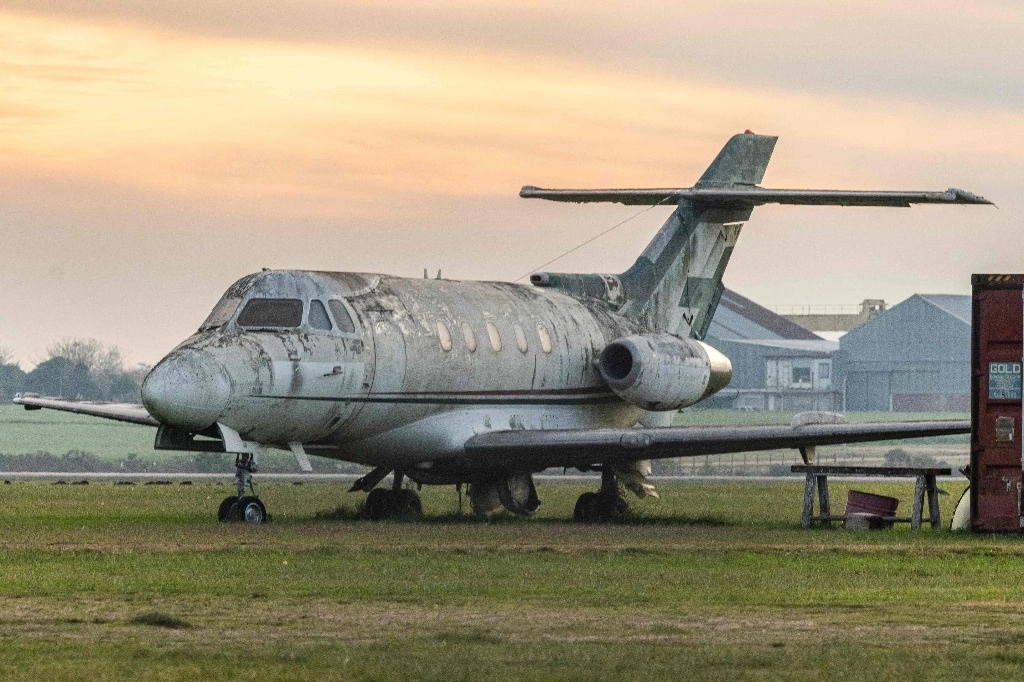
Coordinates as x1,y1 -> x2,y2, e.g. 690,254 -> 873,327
167,270 -> 647,473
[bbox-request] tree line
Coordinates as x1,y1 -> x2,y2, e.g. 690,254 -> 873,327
0,339 -> 150,403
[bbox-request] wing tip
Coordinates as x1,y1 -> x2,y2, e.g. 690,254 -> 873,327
946,187 -> 995,206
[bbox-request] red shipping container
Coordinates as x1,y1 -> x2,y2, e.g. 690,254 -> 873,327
971,274 -> 1024,532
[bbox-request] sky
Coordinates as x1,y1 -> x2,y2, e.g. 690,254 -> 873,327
0,1 -> 1021,368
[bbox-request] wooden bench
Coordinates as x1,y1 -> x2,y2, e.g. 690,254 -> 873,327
791,465 -> 952,530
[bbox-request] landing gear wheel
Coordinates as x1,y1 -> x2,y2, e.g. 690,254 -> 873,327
574,492 -> 599,522
364,488 -> 391,520
574,491 -> 628,523
218,496 -> 268,523
363,488 -> 424,520
218,496 -> 238,522
389,489 -> 423,517
240,496 -> 267,524
597,491 -> 628,523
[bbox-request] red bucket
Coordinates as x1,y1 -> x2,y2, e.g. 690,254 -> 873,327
846,490 -> 899,517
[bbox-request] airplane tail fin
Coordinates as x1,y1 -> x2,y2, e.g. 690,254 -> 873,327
521,132 -> 990,339
696,131 -> 776,187
614,132 -> 776,338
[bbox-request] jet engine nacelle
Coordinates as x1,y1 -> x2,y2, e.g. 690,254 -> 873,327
598,333 -> 732,411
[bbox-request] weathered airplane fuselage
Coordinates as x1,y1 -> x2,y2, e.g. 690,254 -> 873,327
142,269 -> 673,479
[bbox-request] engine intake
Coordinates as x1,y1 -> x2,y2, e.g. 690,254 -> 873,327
598,333 -> 732,410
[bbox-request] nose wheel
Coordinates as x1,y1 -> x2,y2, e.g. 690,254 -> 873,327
218,453 -> 269,524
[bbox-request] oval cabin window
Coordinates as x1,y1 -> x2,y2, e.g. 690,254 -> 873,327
461,322 -> 477,352
536,323 -> 552,353
513,325 -> 529,353
486,321 -> 502,352
436,321 -> 453,352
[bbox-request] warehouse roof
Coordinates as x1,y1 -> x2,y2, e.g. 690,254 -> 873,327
708,289 -> 823,341
918,294 -> 971,325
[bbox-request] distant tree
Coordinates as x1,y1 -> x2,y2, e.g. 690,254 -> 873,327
108,372 -> 143,402
0,346 -> 14,366
24,357 -> 99,399
42,337 -> 144,401
0,362 -> 26,400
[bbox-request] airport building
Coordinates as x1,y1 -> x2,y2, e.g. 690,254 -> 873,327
704,290 -> 970,413
834,294 -> 971,412
703,289 -> 842,411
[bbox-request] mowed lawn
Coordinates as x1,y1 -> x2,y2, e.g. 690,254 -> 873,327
0,404 -> 155,460
2,479 -> 1023,681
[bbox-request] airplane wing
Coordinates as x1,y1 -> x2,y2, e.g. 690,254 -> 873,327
13,394 -> 159,427
519,186 -> 993,207
463,417 -> 969,470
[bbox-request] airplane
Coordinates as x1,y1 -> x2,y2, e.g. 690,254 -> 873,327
14,132 -> 989,524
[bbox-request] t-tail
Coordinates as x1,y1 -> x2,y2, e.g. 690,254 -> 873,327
521,131 -> 991,339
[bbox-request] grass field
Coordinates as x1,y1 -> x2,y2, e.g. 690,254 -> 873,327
4,478 -> 1024,680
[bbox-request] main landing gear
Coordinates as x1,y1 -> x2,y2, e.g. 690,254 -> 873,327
574,468 -> 629,523
218,453 -> 268,524
358,471 -> 423,521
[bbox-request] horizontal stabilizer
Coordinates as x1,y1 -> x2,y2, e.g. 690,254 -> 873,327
519,186 -> 993,207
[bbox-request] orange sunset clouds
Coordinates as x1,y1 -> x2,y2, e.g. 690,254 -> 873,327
0,2 -> 1020,366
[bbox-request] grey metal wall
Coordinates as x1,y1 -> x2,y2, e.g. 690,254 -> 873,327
837,295 -> 970,412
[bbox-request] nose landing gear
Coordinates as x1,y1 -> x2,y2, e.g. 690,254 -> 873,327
218,453 -> 268,524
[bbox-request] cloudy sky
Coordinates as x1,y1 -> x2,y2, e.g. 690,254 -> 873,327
1,1 -> 1021,368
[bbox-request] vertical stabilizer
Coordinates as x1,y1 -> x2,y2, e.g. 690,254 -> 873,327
617,132 -> 777,338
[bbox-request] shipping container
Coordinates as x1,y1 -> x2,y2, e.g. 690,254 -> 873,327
969,274 -> 1024,531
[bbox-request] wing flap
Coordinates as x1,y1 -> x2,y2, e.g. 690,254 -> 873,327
13,393 -> 159,427
464,420 -> 969,469
519,186 -> 992,207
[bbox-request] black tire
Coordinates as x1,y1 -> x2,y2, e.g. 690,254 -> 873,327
218,496 -> 240,522
598,493 -> 628,523
239,496 -> 267,524
364,488 -> 391,520
574,492 -> 599,523
389,489 -> 423,518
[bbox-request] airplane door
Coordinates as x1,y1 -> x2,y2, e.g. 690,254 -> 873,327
368,309 -> 407,396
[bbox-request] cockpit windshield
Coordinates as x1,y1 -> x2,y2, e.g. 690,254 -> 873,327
199,297 -> 241,331
236,298 -> 304,329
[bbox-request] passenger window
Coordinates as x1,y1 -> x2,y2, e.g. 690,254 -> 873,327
486,321 -> 502,352
308,300 -> 333,330
328,300 -> 356,334
461,322 -> 477,352
537,323 -> 552,353
237,298 -> 303,329
437,321 -> 453,352
513,325 -> 529,353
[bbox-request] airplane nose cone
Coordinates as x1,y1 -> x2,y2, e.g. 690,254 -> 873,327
142,349 -> 230,431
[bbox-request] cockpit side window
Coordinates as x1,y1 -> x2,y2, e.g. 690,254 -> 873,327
308,300 -> 333,330
237,298 -> 303,329
200,297 -> 241,331
328,299 -> 356,334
